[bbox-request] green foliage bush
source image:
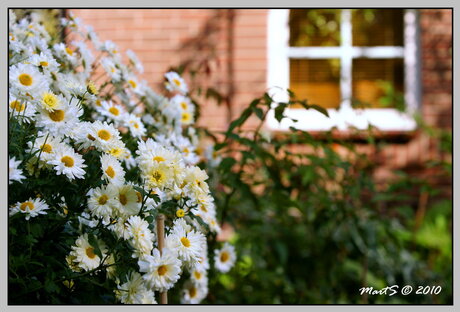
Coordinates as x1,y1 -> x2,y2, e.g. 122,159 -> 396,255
202,92 -> 452,304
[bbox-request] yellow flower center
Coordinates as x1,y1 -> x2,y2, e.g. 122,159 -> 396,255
65,47 -> 74,56
10,100 -> 25,112
176,209 -> 185,218
42,93 -> 59,110
181,112 -> 191,123
105,166 -> 115,178
18,73 -> 33,86
119,194 -> 127,205
87,134 -> 96,141
128,80 -> 137,89
200,205 -> 208,212
95,99 -> 102,107
20,201 -> 35,211
109,147 -> 124,158
85,247 -> 96,259
180,102 -> 188,110
61,156 -> 75,167
109,106 -> 120,116
194,271 -> 202,280
153,156 -> 165,162
133,123 -> 139,129
173,79 -> 181,87
183,148 -> 189,155
40,61 -> 49,67
189,286 -> 197,298
180,237 -> 191,248
151,170 -> 163,183
157,265 -> 167,276
87,81 -> 98,95
220,251 -> 229,262
48,109 -> 65,122
98,194 -> 108,205
41,143 -> 52,153
136,191 -> 142,203
97,129 -> 111,141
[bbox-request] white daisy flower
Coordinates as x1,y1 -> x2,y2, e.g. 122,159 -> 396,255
109,217 -> 131,240
214,242 -> 236,273
115,271 -> 157,304
111,184 -> 141,218
165,223 -> 206,266
87,185 -> 118,222
171,94 -> 195,125
73,40 -> 94,71
97,101 -> 126,124
54,73 -> 87,99
101,57 -> 122,82
181,280 -> 208,304
8,95 -> 36,123
29,51 -> 60,73
164,71 -> 188,94
106,140 -> 129,161
138,248 -> 182,291
142,161 -> 175,190
141,113 -> 156,126
9,197 -> 49,220
190,266 -> 208,286
76,120 -> 122,153
85,25 -> 101,48
26,132 -> 64,163
9,156 -> 26,184
69,233 -> 108,271
47,144 -> 86,180
126,49 -> 144,73
100,153 -> 125,186
9,63 -> 48,100
35,101 -> 82,138
78,211 -> 99,228
37,91 -> 64,112
126,215 -> 155,258
122,149 -> 137,170
53,42 -> 78,66
126,114 -> 146,139
9,32 -> 26,53
196,240 -> 210,271
101,40 -> 120,58
183,166 -> 210,197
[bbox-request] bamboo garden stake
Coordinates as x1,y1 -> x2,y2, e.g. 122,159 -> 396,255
156,214 -> 167,304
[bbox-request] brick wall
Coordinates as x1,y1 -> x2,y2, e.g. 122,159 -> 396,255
71,8 -> 268,131
71,8 -> 452,194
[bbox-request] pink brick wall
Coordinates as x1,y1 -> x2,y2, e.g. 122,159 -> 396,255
70,9 -> 452,192
71,8 -> 268,131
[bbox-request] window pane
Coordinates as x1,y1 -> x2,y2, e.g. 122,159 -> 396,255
290,59 -> 341,109
289,9 -> 341,47
352,9 -> 404,46
352,58 -> 405,109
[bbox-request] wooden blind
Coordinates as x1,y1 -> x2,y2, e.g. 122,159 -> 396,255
290,59 -> 341,109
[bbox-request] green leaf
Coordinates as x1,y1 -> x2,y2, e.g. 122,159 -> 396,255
219,157 -> 237,172
308,104 -> 329,117
87,233 -> 103,259
274,103 -> 288,122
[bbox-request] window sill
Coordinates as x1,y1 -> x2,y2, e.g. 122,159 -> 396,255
266,107 -> 418,143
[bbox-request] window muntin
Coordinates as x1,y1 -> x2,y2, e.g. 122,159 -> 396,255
266,9 -> 420,132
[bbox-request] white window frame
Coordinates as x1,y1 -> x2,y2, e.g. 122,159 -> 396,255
266,9 -> 421,132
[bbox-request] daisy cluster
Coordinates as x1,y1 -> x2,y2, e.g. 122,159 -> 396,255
8,10 -> 234,304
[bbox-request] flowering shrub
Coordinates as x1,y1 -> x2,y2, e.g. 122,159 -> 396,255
8,10 -> 235,304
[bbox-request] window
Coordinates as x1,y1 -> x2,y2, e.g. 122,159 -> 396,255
267,9 -> 420,132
